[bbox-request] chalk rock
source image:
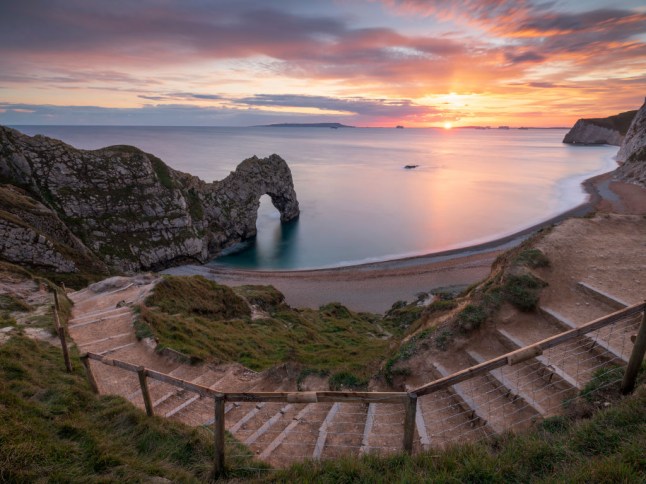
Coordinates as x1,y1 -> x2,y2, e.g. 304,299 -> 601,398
0,126 -> 299,272
615,98 -> 646,187
563,110 -> 636,146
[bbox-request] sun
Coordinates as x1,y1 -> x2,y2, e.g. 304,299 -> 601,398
443,121 -> 453,129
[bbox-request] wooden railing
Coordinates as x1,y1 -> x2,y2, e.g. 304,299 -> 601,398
412,302 -> 646,396
79,301 -> 646,477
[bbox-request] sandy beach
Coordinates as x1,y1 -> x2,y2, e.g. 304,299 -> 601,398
166,170 -> 646,313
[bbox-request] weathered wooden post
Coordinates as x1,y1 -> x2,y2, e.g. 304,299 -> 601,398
621,305 -> 646,395
214,395 -> 226,477
52,304 -> 73,373
137,367 -> 154,416
80,354 -> 100,393
403,392 -> 417,454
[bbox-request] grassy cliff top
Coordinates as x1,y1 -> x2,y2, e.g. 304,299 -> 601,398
136,275 -> 399,383
586,109 -> 637,135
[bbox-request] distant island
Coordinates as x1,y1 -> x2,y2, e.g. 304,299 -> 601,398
255,122 -> 355,128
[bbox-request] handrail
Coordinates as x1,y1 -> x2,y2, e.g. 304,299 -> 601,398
412,302 -> 645,396
84,351 -> 411,404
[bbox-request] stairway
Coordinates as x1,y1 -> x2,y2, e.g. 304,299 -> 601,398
67,276 -> 640,468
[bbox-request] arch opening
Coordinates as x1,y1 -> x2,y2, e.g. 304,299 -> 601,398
253,194 -> 284,262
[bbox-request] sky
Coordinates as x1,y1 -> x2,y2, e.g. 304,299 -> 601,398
0,0 -> 645,127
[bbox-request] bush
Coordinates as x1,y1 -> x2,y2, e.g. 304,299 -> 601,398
515,249 -> 550,268
319,302 -> 352,320
435,328 -> 453,350
457,304 -> 487,333
503,274 -> 546,311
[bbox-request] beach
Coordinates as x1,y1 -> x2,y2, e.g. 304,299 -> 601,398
166,170 -> 646,313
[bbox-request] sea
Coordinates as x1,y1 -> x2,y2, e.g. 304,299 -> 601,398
13,125 -> 618,270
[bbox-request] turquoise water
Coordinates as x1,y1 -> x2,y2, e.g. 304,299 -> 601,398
14,126 -> 618,269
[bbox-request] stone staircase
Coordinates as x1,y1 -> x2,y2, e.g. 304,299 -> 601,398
67,277 -> 641,467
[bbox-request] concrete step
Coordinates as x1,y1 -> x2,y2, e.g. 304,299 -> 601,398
540,306 -> 630,363
466,349 -> 548,416
576,282 -> 629,310
497,328 -> 582,390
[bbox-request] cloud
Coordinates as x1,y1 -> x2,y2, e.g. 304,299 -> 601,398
1,1 -> 644,127
0,98 -> 437,126
138,92 -> 222,102
236,94 -> 432,118
504,51 -> 546,64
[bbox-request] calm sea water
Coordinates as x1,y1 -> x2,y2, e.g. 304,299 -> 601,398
14,125 -> 618,269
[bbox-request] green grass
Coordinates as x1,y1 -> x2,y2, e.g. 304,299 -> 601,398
328,372 -> 368,391
137,276 -> 392,378
267,385 -> 646,483
149,154 -> 175,189
0,335 -> 263,482
0,293 -> 31,313
146,275 -> 251,320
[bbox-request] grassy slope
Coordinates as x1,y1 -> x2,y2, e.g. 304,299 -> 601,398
0,335 -> 263,482
137,276 -> 398,381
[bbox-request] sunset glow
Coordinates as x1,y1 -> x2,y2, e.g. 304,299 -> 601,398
0,1 -> 644,127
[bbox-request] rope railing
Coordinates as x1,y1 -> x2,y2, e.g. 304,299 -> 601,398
78,301 -> 646,476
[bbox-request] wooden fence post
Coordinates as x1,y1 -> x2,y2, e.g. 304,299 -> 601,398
80,354 -> 100,393
214,395 -> 226,477
52,304 -> 73,373
403,393 -> 417,454
137,367 -> 154,416
621,307 -> 646,395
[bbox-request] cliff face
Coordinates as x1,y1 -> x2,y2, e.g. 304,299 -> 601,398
615,99 -> 646,187
0,126 -> 299,272
563,110 -> 636,145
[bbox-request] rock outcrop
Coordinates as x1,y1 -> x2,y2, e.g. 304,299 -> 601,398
563,110 -> 636,145
0,185 -> 107,273
615,99 -> 646,187
0,126 -> 299,272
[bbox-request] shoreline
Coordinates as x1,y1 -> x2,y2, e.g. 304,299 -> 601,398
164,168 -> 642,313
211,169 -> 604,275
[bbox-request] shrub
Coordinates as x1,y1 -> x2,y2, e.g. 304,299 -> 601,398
503,274 -> 546,311
319,302 -> 352,320
457,304 -> 487,333
515,248 -> 550,268
435,328 -> 453,350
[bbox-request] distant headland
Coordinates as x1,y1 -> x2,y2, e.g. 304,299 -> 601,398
255,122 -> 355,128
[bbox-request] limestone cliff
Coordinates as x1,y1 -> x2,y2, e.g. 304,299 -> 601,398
615,99 -> 646,187
0,126 -> 299,272
0,184 -> 108,274
563,110 -> 636,145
